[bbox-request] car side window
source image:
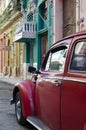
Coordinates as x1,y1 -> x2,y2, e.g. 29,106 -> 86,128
70,41 -> 86,72
44,46 -> 68,72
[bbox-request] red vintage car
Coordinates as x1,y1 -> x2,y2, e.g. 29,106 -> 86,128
11,30 -> 86,130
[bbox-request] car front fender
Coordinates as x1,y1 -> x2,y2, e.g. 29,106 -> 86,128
12,79 -> 35,118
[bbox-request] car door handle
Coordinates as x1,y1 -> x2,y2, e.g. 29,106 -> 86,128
54,81 -> 62,86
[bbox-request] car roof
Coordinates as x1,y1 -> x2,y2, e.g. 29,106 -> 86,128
52,30 -> 86,47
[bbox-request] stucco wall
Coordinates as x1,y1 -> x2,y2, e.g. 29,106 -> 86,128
76,0 -> 86,32
63,0 -> 76,37
53,0 -> 63,42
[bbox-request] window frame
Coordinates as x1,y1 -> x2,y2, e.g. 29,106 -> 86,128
69,39 -> 86,73
41,43 -> 69,73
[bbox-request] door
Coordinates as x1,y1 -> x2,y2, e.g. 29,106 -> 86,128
62,39 -> 86,130
29,44 -> 33,65
36,43 -> 69,130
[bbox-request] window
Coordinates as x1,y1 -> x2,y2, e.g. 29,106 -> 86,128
44,45 -> 68,72
39,0 -> 48,29
27,12 -> 33,22
70,41 -> 86,71
41,1 -> 48,20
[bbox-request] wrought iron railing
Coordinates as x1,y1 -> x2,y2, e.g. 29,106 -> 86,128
23,22 -> 36,33
15,21 -> 36,34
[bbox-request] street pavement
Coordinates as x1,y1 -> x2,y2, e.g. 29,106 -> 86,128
0,75 -> 22,85
0,81 -> 36,130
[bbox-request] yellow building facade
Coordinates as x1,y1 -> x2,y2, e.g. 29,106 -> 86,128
0,0 -> 24,77
3,27 -> 25,77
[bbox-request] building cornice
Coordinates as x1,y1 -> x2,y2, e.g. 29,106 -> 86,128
0,11 -> 23,34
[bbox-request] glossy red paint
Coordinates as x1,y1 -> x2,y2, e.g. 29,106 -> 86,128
61,75 -> 86,130
61,34 -> 86,130
12,30 -> 86,130
14,80 -> 35,117
35,32 -> 86,130
35,72 -> 62,130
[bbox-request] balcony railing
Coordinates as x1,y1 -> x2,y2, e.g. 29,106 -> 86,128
23,22 -> 36,33
13,21 -> 36,42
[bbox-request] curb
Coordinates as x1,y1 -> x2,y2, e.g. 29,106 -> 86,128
0,80 -> 15,85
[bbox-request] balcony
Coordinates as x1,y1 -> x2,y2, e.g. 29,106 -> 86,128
13,21 -> 36,42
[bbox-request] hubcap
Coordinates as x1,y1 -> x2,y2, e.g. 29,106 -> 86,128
16,99 -> 21,120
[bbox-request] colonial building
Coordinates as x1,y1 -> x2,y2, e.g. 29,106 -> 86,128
0,0 -> 86,79
0,0 -> 23,77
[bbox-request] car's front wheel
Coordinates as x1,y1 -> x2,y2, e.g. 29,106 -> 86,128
15,92 -> 26,125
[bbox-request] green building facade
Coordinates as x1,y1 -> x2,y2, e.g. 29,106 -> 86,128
14,0 -> 53,78
36,0 -> 53,68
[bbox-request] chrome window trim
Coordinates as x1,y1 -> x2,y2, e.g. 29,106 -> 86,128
64,76 -> 86,83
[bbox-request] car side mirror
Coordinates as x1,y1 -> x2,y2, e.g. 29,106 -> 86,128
28,66 -> 40,74
28,66 -> 36,73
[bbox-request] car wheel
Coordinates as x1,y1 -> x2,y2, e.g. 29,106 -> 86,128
15,92 -> 26,125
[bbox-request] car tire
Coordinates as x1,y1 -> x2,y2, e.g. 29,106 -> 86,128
15,92 -> 26,125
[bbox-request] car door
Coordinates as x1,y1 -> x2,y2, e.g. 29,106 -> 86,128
35,41 -> 70,130
61,39 -> 86,130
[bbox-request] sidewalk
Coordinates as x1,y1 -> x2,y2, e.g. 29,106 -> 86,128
0,75 -> 22,85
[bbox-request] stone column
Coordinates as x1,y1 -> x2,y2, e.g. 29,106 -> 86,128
53,0 -> 63,42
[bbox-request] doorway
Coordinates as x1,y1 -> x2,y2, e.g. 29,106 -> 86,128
40,33 -> 48,63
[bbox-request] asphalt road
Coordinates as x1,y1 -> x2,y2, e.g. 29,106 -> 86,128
0,81 -> 36,130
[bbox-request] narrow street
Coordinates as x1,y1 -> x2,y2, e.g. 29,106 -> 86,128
0,81 -> 36,130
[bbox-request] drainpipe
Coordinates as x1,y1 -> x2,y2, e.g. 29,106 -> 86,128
76,0 -> 80,31
78,0 -> 80,31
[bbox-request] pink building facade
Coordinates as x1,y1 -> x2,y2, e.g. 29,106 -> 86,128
0,34 -> 6,75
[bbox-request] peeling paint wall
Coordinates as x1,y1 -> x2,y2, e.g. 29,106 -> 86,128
76,0 -> 86,32
63,0 -> 76,37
